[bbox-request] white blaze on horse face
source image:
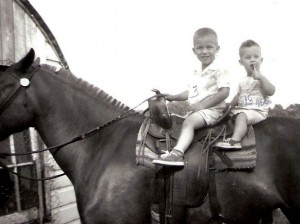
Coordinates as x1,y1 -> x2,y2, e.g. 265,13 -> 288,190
20,78 -> 30,87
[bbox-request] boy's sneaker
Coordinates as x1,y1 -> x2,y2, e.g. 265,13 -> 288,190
215,138 -> 242,149
152,149 -> 184,166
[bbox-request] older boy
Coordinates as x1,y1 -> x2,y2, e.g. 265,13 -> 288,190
153,27 -> 230,166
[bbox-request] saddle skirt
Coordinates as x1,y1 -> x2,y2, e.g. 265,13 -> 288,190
136,113 -> 257,218
136,114 -> 257,212
213,126 -> 257,171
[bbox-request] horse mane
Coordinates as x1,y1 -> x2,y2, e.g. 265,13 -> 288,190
39,64 -> 130,113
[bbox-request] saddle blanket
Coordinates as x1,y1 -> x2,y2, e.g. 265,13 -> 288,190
213,147 -> 256,170
136,118 -> 159,169
213,125 -> 257,170
136,117 -> 257,171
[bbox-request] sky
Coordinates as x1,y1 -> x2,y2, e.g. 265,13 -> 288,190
29,0 -> 300,108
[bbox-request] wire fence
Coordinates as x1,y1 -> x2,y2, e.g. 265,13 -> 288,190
0,129 -> 75,224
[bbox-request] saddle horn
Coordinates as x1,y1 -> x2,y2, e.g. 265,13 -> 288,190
148,89 -> 172,129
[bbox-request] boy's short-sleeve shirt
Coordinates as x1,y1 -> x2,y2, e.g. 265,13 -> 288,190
187,60 -> 230,108
236,76 -> 271,112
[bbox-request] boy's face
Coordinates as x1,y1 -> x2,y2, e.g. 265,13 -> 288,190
239,46 -> 263,74
193,34 -> 220,69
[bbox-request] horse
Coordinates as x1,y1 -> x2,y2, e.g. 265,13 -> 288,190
0,49 -> 299,224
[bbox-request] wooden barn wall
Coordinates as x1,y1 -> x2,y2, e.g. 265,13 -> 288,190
0,0 -> 80,223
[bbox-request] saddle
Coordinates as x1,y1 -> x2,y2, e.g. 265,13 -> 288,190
136,95 -> 257,223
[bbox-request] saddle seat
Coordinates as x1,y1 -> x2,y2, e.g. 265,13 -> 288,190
144,114 -> 234,154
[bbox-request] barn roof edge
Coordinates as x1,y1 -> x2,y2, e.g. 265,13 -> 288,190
15,0 -> 70,69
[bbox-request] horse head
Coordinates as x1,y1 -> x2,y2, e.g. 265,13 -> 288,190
0,49 -> 37,140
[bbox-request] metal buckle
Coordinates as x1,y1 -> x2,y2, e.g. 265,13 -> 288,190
20,78 -> 30,87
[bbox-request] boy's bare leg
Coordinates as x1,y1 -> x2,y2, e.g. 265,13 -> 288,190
232,113 -> 248,141
152,112 -> 207,166
175,112 -> 207,153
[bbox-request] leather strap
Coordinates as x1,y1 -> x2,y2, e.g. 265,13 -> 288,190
214,149 -> 234,168
0,65 -> 38,116
208,148 -> 226,223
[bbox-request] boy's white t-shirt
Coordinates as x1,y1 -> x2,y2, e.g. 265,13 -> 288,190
187,60 -> 230,108
236,75 -> 271,112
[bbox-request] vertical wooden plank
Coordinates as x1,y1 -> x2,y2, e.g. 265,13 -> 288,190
34,25 -> 47,63
43,152 -> 53,220
9,136 -> 21,212
0,0 -> 3,60
29,128 -> 44,224
13,0 -> 27,61
25,12 -> 48,63
0,0 -> 15,63
25,12 -> 38,57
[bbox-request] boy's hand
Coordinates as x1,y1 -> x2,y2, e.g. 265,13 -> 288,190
251,65 -> 263,80
163,91 -> 189,102
251,67 -> 275,96
252,70 -> 263,80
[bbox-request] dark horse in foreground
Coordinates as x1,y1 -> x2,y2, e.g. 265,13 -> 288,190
0,49 -> 299,223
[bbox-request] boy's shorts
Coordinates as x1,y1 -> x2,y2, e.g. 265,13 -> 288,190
187,108 -> 224,126
231,109 -> 268,125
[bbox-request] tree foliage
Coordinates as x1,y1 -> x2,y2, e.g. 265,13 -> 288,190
269,104 -> 300,119
168,101 -> 300,119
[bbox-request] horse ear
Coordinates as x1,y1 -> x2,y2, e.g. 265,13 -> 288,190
32,57 -> 40,67
8,48 -> 35,73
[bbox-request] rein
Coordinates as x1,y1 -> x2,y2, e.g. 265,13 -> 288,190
0,74 -> 161,180
0,94 -> 160,158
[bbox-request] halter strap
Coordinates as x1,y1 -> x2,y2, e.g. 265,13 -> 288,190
0,65 -> 38,116
0,78 -> 160,181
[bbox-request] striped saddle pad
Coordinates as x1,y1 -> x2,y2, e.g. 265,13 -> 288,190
212,126 -> 257,171
136,117 -> 257,171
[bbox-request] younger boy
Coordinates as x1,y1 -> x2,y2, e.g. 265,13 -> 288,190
216,40 -> 275,148
152,27 -> 230,166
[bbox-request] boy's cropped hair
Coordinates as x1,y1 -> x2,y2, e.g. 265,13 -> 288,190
193,27 -> 218,43
239,39 -> 261,56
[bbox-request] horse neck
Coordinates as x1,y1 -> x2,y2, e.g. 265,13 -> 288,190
30,69 -> 128,166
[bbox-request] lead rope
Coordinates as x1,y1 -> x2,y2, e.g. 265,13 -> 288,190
0,94 -> 162,158
0,94 -> 162,181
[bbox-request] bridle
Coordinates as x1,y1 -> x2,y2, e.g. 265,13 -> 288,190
0,65 -> 58,181
0,67 -> 160,180
0,65 -> 38,116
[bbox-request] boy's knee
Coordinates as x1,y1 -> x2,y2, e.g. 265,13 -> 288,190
182,119 -> 193,128
236,112 -> 248,123
183,116 -> 206,129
